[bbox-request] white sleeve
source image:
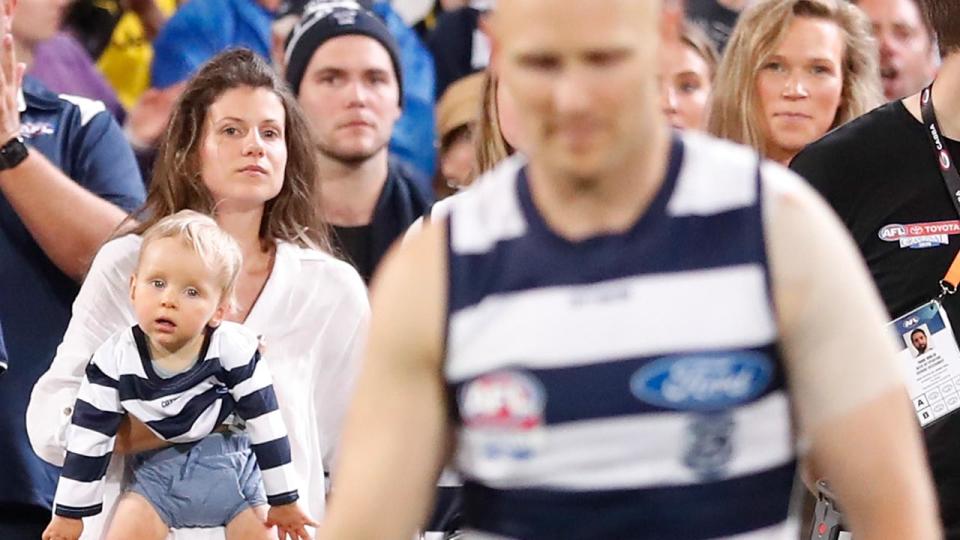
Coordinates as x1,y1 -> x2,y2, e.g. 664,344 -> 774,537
313,269 -> 371,477
53,341 -> 124,518
27,236 -> 140,466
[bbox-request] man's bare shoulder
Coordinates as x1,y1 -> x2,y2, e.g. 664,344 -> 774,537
368,217 -> 448,368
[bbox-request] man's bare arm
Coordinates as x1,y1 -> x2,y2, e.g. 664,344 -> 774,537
319,221 -> 450,540
766,164 -> 941,538
0,28 -> 137,281
0,153 -> 133,281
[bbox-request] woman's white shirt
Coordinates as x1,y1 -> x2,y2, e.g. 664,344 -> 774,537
27,234 -> 369,539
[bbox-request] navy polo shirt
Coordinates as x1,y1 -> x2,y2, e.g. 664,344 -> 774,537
0,77 -> 144,508
0,319 -> 7,372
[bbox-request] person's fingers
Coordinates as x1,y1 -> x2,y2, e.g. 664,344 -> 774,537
2,34 -> 13,111
0,34 -> 9,85
0,35 -> 9,111
5,31 -> 16,91
295,525 -> 311,540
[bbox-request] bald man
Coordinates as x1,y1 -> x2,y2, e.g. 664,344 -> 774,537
316,1 -> 940,538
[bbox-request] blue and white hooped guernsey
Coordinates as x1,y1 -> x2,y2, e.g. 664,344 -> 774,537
443,132 -> 797,540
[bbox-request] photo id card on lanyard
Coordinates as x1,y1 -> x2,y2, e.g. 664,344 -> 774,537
886,84 -> 960,427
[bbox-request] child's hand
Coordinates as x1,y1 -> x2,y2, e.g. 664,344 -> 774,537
266,502 -> 317,540
42,515 -> 83,540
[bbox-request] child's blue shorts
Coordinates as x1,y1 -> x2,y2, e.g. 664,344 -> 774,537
125,431 -> 267,528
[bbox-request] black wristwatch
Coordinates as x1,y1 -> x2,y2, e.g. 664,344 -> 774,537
0,135 -> 28,171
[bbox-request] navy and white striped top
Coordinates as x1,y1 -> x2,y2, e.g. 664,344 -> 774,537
444,132 -> 797,539
53,321 -> 298,518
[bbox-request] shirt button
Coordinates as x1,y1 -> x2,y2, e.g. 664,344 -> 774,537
63,407 -> 72,415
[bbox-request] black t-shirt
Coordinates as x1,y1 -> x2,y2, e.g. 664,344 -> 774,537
791,100 -> 960,535
329,161 -> 433,284
685,0 -> 740,52
332,224 -> 374,282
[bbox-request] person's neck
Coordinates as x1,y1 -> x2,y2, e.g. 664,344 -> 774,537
765,146 -> 796,167
526,125 -> 672,242
317,149 -> 390,227
904,54 -> 960,140
147,331 -> 205,373
215,207 -> 272,267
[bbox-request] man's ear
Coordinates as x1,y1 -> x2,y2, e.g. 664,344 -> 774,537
483,13 -> 502,77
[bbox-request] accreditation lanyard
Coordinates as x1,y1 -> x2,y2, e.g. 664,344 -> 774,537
921,83 -> 960,296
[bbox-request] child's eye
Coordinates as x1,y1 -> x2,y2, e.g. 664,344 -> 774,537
151,279 -> 165,289
185,288 -> 200,298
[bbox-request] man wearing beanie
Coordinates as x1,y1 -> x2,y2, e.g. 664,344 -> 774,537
285,0 -> 432,283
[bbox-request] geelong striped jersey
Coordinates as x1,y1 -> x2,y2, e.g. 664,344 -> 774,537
444,132 -> 797,539
53,321 -> 298,518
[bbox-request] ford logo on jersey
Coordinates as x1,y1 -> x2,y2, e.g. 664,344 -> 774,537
630,352 -> 773,411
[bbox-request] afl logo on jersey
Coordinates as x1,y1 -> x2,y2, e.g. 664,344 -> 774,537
878,223 -> 907,241
459,370 -> 546,459
630,352 -> 774,412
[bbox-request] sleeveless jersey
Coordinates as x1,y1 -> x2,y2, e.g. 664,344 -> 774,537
443,132 -> 797,539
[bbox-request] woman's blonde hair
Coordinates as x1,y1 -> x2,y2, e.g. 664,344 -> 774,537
682,22 -> 720,80
707,0 -> 882,157
474,71 -> 515,175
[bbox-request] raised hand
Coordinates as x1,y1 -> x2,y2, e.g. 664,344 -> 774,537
0,29 -> 24,144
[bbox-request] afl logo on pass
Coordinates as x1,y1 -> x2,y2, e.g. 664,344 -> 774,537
459,370 -> 546,459
630,352 -> 774,411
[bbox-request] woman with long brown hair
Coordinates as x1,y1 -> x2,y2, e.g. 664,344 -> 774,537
27,49 -> 368,539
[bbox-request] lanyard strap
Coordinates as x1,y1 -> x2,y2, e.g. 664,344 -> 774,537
921,83 -> 960,293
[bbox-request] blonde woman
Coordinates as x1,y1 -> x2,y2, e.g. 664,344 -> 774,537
661,22 -> 719,131
708,0 -> 882,164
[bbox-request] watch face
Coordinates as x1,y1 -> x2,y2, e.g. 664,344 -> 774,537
0,137 -> 27,170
